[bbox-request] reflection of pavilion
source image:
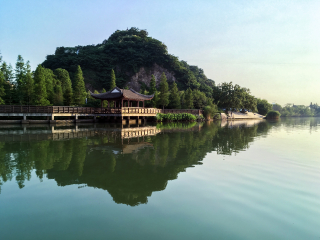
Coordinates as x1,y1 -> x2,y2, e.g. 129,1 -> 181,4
0,120 -> 272,206
0,124 -> 162,142
121,127 -> 161,139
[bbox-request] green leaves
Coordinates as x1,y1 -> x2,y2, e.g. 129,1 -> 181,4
0,70 -> 5,104
156,113 -> 197,122
184,88 -> 194,109
213,82 -> 257,112
110,69 -> 116,90
169,82 -> 180,109
54,68 -> 73,106
256,98 -> 272,115
42,28 -> 215,98
73,65 -> 86,106
159,72 -> 169,109
34,65 -> 50,106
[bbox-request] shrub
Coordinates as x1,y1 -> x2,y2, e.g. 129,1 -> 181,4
196,114 -> 205,121
266,111 -> 281,119
156,113 -> 196,122
212,113 -> 221,119
203,104 -> 218,119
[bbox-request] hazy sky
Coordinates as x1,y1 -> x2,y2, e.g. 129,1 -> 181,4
1,0 -> 319,105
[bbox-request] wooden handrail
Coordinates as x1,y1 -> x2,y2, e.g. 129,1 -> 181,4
0,105 -> 203,115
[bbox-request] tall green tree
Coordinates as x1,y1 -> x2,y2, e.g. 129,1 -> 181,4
53,81 -> 64,105
1,62 -> 14,83
192,89 -> 207,109
213,82 -> 257,112
159,72 -> 169,110
1,62 -> 15,104
0,70 -> 5,104
54,68 -> 73,105
34,65 -> 50,106
24,70 -> 34,105
15,55 -> 26,104
256,98 -> 272,115
185,88 -> 194,109
180,91 -> 186,109
149,75 -> 157,107
110,69 -> 116,90
43,68 -> 56,104
73,65 -> 86,105
169,81 -> 180,109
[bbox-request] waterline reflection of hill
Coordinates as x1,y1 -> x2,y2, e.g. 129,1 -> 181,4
1,120 -> 273,205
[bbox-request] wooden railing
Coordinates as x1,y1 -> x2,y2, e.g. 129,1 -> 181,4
0,105 -> 54,113
52,106 -> 95,114
0,105 -> 203,115
121,107 -> 161,114
53,107 -> 124,114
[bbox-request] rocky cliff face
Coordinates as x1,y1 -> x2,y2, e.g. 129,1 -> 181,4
127,63 -> 176,91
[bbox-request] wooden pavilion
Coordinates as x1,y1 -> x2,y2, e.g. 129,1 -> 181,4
90,87 -> 154,109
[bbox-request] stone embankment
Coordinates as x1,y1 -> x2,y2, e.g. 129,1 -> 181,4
221,112 -> 265,120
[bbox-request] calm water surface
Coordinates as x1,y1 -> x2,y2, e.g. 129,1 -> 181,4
0,118 -> 319,240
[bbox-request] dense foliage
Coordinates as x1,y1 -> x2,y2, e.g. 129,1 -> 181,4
42,27 -> 215,96
266,111 -> 281,119
274,104 -> 317,117
257,98 -> 273,116
212,82 -> 257,112
156,113 -> 197,122
0,120 -> 276,203
159,72 -> 169,109
203,104 -> 219,119
0,55 -> 88,106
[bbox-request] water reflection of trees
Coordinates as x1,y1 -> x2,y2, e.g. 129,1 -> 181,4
0,121 -> 274,204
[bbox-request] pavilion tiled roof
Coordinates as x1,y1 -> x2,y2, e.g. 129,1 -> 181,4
90,87 -> 154,101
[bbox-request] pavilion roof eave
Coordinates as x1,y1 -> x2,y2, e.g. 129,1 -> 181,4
89,87 -> 154,101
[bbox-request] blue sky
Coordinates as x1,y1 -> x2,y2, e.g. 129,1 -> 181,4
1,0 -> 319,105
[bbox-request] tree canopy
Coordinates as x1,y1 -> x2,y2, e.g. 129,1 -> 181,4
73,65 -> 86,106
42,27 -> 215,97
159,72 -> 169,109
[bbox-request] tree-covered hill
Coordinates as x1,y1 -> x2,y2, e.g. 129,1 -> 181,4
42,27 -> 215,98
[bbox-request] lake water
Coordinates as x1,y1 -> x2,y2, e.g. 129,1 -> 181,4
0,118 -> 319,240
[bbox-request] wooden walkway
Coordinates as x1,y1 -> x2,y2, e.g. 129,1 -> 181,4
0,105 -> 203,124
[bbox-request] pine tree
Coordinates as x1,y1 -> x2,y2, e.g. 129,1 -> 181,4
159,72 -> 169,110
54,68 -> 73,105
34,65 -> 50,106
43,68 -> 55,104
53,81 -> 64,105
148,75 -> 157,107
185,88 -> 194,109
73,65 -> 86,106
15,55 -> 26,104
110,69 -> 116,90
180,92 -> 186,109
24,71 -> 34,105
169,82 -> 180,109
0,70 -> 5,104
1,62 -> 15,104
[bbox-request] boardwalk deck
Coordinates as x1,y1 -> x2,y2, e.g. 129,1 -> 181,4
0,105 -> 203,124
